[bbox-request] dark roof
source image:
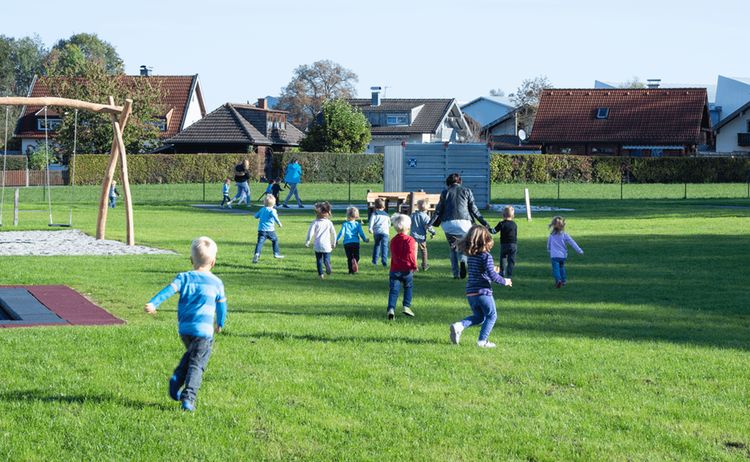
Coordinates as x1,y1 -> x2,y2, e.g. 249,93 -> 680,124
166,103 -> 304,147
714,99 -> 750,131
347,98 -> 456,135
14,75 -> 204,139
528,88 -> 711,145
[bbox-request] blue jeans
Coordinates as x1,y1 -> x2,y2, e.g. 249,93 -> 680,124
315,252 -> 331,275
283,183 -> 303,206
551,257 -> 567,283
446,233 -> 467,277
372,233 -> 389,266
233,181 -> 249,205
387,271 -> 413,311
460,295 -> 498,342
499,243 -> 517,277
173,335 -> 213,403
255,231 -> 280,256
109,196 -> 117,208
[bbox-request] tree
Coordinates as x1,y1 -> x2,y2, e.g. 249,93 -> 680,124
46,61 -> 164,157
46,33 -> 123,76
300,99 -> 371,153
489,88 -> 505,97
278,60 -> 358,128
509,75 -> 552,134
619,76 -> 646,89
12,35 -> 48,95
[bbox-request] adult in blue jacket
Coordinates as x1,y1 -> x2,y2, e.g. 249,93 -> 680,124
282,158 -> 304,208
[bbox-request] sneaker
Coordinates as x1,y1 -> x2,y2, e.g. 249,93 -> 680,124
477,340 -> 496,348
168,375 -> 181,401
422,265 -> 429,272
282,204 -> 290,208
402,307 -> 415,317
351,259 -> 359,273
319,274 -> 325,280
252,254 -> 259,264
298,204 -> 305,208
449,322 -> 464,345
459,261 -> 467,279
387,308 -> 395,320
180,399 -> 195,412
274,254 -> 285,259
555,280 -> 563,289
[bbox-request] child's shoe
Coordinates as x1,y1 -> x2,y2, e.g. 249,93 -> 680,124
555,280 -> 563,288
252,254 -> 260,263
325,261 -> 332,275
274,254 -> 285,259
477,340 -> 496,348
450,322 -> 464,344
351,259 -> 358,273
180,399 -> 195,412
387,308 -> 395,320
459,261 -> 467,279
402,307 -> 415,317
319,274 -> 325,280
168,375 -> 181,401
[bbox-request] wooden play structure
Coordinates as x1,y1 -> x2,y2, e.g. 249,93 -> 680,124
0,96 -> 135,245
366,190 -> 441,216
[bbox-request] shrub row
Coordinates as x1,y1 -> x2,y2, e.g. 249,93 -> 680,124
490,155 -> 750,183
69,152 -> 750,185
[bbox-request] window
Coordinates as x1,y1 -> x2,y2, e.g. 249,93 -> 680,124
595,108 -> 609,119
37,118 -> 62,131
386,114 -> 408,125
591,146 -> 615,154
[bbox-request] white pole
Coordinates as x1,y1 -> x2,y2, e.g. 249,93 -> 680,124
524,188 -> 532,221
14,187 -> 19,226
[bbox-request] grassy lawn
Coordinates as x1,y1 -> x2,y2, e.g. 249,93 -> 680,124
0,183 -> 749,460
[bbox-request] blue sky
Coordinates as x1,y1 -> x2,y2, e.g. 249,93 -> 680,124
4,0 -> 747,110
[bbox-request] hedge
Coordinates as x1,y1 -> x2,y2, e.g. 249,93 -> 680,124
68,152 -> 750,185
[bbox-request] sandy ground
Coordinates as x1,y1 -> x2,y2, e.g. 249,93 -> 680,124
0,230 -> 176,256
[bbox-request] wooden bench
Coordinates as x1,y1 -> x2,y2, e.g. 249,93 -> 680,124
366,191 -> 441,216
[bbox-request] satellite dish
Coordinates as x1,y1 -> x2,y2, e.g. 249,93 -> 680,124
518,129 -> 527,141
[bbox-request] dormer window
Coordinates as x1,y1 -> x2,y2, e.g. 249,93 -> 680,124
37,118 -> 62,131
387,114 -> 408,125
596,108 -> 609,119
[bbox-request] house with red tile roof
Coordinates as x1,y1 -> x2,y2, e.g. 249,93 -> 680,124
14,73 -> 206,153
528,88 -> 713,156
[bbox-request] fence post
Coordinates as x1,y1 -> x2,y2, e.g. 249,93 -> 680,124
202,168 -> 206,203
684,182 -> 687,200
13,188 -> 18,226
557,172 -> 560,201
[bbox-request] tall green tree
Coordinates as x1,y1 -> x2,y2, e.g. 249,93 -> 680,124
46,62 -> 164,157
46,33 -> 123,76
300,99 -> 371,153
278,60 -> 358,128
12,35 -> 48,94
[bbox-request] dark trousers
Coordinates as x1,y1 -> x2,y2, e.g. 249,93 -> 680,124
344,243 -> 360,273
173,335 -> 213,403
255,231 -> 280,256
220,194 -> 230,207
499,243 -> 517,277
387,271 -> 413,311
315,252 -> 331,275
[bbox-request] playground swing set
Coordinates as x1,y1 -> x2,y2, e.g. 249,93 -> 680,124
0,95 -> 136,245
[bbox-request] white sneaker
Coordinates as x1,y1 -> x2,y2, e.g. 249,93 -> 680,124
450,322 -> 464,344
252,254 -> 259,263
274,254 -> 285,259
477,340 -> 496,348
387,308 -> 395,320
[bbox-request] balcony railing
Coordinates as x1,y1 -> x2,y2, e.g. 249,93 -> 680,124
738,133 -> 750,147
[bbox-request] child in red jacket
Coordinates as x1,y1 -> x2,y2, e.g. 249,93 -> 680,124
387,213 -> 417,320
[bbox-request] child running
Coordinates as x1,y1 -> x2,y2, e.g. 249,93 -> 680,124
305,201 -> 336,279
547,216 -> 584,288
271,177 -> 285,206
450,225 -> 512,348
409,199 -> 436,271
337,206 -> 369,274
109,180 -> 120,208
490,205 -> 517,277
252,195 -> 284,263
368,198 -> 391,267
387,213 -> 417,320
220,178 -> 232,208
144,236 -> 227,411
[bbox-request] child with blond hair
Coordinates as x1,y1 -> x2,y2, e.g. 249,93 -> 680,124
547,216 -> 584,288
252,195 -> 284,263
306,201 -> 336,279
220,178 -> 232,208
410,199 -> 436,271
337,206 -> 369,274
450,225 -> 511,348
490,205 -> 517,277
368,198 -> 391,267
386,213 -> 417,320
144,236 -> 227,411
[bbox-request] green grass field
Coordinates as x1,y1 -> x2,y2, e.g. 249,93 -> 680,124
0,183 -> 749,461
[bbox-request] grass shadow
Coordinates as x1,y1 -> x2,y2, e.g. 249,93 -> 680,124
0,389 -> 173,411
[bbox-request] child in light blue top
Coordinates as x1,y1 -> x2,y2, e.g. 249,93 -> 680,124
337,206 -> 369,274
410,199 -> 437,271
220,178 -> 231,208
145,236 -> 227,411
253,195 -> 284,262
368,198 -> 391,266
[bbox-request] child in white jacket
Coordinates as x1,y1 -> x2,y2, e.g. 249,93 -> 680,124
306,201 -> 336,279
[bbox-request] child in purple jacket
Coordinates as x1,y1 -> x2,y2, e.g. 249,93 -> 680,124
546,216 -> 584,288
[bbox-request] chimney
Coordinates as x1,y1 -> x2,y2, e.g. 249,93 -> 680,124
257,98 -> 268,109
139,65 -> 152,77
646,78 -> 661,89
371,86 -> 382,106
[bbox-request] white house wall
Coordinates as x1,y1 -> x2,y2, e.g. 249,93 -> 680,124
715,76 -> 750,123
716,115 -> 750,153
183,87 -> 204,129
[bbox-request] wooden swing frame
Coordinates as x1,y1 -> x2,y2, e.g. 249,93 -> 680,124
0,95 -> 136,245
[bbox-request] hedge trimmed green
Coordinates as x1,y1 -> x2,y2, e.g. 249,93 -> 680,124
276,152 -> 383,183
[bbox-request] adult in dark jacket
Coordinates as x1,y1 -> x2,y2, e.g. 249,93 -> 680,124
430,173 -> 489,278
229,159 -> 251,206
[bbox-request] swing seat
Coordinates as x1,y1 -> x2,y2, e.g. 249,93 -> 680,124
48,223 -> 71,228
